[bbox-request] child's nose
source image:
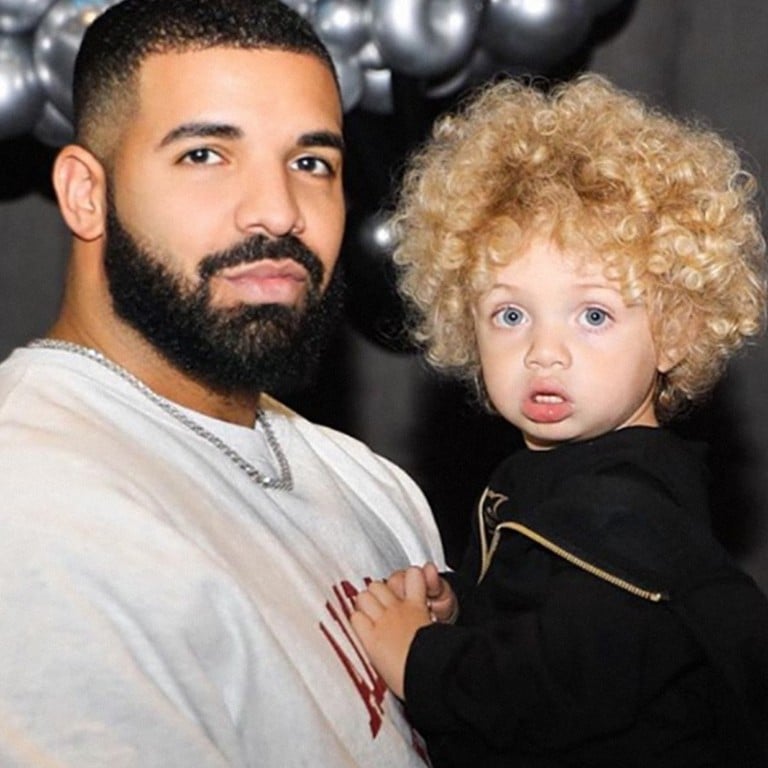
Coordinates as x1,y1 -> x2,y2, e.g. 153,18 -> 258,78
523,324 -> 571,369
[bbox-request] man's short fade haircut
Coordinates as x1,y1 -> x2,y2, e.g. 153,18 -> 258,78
73,0 -> 338,161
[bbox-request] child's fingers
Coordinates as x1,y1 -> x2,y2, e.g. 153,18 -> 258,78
366,580 -> 397,606
349,609 -> 373,636
354,589 -> 386,620
422,562 -> 442,597
403,566 -> 427,604
384,569 -> 407,598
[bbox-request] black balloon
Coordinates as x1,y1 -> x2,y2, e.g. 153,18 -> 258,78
342,210 -> 415,353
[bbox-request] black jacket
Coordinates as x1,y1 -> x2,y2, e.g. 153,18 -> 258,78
404,427 -> 768,767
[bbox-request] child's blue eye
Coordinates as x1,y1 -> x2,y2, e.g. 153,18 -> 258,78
583,307 -> 609,326
494,306 -> 525,327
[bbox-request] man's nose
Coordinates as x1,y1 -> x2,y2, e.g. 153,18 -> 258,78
235,165 -> 304,239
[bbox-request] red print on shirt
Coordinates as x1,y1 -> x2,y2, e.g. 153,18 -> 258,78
319,580 -> 388,737
319,580 -> 433,765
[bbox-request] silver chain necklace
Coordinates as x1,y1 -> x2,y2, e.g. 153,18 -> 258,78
28,338 -> 293,491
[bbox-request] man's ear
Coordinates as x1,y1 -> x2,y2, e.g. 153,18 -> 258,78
52,144 -> 107,241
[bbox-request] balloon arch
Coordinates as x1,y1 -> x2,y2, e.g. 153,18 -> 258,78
0,0 -> 624,145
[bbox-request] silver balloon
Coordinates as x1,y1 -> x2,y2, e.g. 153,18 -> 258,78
424,46 -> 528,99
479,0 -> 592,68
33,98 -> 73,146
281,0 -> 318,21
33,0 -> 115,119
370,0 -> 484,78
0,0 -> 54,34
330,52 -> 364,111
0,34 -> 45,140
359,67 -> 392,114
423,65 -> 473,100
356,39 -> 385,69
315,0 -> 370,58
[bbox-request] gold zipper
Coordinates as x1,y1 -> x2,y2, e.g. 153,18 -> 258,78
476,489 -> 667,603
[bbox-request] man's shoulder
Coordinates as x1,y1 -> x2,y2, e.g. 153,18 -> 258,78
0,346 -> 128,430
0,348 -> 71,432
0,348 -> 168,497
0,347 -> 39,401
0,345 -> 98,402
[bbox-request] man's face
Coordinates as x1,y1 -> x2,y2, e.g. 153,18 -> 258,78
104,47 -> 346,395
104,202 -> 344,396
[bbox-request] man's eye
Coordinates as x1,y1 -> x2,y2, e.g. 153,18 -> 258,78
292,155 -> 333,176
582,307 -> 609,327
493,306 -> 525,327
180,148 -> 222,165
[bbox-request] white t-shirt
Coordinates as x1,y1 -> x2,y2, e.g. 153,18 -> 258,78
0,346 -> 445,767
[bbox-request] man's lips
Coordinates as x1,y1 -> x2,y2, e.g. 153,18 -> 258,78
209,259 -> 309,304
217,259 -> 308,282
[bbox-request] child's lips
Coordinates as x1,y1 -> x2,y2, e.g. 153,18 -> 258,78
521,384 -> 573,423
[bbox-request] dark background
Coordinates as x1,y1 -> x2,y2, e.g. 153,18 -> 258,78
2,0 -> 767,594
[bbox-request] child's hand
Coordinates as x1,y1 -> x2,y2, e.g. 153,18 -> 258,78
381,568 -> 408,599
422,562 -> 459,624
384,563 -> 458,624
351,567 -> 432,699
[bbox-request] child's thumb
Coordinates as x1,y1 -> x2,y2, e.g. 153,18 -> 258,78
404,566 -> 427,603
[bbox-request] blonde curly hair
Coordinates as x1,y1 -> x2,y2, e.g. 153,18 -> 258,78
393,74 -> 767,421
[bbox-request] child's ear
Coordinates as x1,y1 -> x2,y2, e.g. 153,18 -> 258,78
657,346 -> 682,374
656,319 -> 699,374
52,144 -> 107,242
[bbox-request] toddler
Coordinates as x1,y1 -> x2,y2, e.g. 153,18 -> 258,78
351,74 -> 768,767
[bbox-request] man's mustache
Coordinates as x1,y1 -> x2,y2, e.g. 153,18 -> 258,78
198,234 -> 325,289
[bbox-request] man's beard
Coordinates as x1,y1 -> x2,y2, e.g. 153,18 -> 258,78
103,205 -> 344,398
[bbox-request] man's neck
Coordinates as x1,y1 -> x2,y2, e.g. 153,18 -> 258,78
46,316 -> 262,427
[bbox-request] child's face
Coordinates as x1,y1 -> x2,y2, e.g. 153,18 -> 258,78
473,238 -> 663,450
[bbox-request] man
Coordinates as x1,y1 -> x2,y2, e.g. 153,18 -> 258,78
0,1 -> 444,765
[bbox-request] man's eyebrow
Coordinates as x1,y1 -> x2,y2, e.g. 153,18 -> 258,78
157,125 -> 344,154
158,122 -> 242,148
298,130 -> 345,154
